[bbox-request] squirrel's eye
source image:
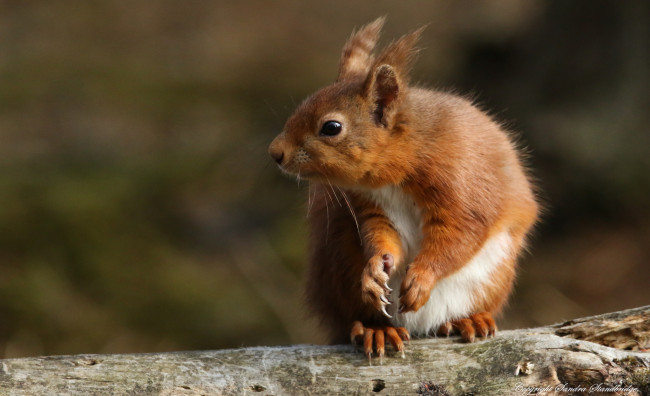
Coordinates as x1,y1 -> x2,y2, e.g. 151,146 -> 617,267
319,120 -> 342,137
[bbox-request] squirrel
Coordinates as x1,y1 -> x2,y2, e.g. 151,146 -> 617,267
268,17 -> 538,362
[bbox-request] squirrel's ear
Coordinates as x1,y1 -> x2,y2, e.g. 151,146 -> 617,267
366,64 -> 400,126
364,25 -> 426,126
337,17 -> 385,82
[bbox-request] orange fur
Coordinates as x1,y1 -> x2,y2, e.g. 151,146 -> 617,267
269,18 -> 539,344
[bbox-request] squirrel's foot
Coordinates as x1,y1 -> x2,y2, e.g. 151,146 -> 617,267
437,312 -> 497,342
350,320 -> 409,364
361,253 -> 395,318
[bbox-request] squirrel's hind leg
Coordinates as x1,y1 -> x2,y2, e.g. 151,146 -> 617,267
350,321 -> 410,364
437,312 -> 497,342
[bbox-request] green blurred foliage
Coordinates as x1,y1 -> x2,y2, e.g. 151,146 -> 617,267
0,1 -> 648,358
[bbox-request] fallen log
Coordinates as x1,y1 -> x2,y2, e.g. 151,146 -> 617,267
0,306 -> 648,395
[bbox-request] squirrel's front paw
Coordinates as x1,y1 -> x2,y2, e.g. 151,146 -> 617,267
398,264 -> 436,313
361,253 -> 395,317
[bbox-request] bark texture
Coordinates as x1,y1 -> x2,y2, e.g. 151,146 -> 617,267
0,306 -> 648,396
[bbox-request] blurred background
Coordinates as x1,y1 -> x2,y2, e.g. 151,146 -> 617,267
1,0 -> 648,358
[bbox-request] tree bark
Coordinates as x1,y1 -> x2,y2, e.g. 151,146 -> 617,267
0,306 -> 648,396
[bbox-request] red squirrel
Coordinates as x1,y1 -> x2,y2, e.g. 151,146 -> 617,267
268,18 -> 538,361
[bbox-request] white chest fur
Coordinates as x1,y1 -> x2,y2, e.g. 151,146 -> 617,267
365,185 -> 513,335
366,185 -> 423,263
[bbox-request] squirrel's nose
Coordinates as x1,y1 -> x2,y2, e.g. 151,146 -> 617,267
269,147 -> 285,165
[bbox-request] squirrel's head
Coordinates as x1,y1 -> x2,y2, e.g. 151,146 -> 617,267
269,17 -> 424,187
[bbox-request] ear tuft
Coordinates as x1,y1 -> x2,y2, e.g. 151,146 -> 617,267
337,17 -> 386,82
372,24 -> 426,82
